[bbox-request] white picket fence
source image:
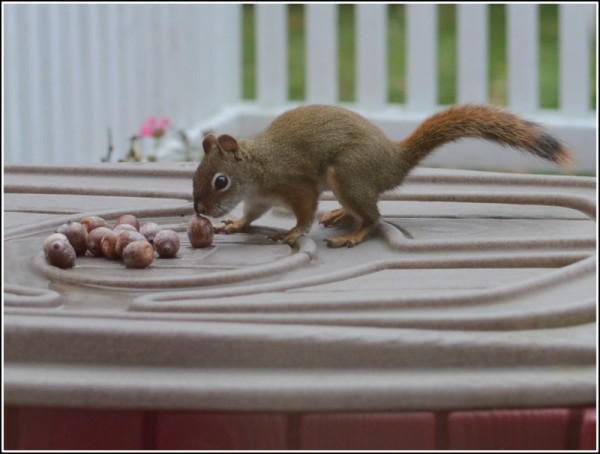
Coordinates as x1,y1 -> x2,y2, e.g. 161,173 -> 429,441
4,3 -> 597,172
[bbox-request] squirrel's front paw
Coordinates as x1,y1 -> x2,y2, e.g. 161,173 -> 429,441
214,218 -> 245,234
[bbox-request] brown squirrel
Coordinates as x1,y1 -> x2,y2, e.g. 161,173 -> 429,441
193,104 -> 572,248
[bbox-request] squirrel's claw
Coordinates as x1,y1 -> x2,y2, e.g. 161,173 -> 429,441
325,237 -> 357,248
319,208 -> 354,227
214,218 -> 245,234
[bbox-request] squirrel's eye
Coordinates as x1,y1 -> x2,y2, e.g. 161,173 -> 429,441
213,174 -> 229,191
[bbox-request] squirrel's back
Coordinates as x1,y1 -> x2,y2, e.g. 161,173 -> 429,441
262,104 -> 393,157
249,105 -> 397,188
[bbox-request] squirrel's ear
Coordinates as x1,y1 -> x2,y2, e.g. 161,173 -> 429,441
202,134 -> 218,155
217,134 -> 238,153
217,134 -> 242,161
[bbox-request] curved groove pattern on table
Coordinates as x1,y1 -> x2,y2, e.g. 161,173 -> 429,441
3,163 -> 596,412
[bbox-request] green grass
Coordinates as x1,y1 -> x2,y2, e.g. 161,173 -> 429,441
488,5 -> 507,106
242,5 -> 256,99
387,4 -> 405,104
538,4 -> 559,108
288,5 -> 305,100
338,5 -> 355,102
243,4 -> 596,109
438,4 -> 457,105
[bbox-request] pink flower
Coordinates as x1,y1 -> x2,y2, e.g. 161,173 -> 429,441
139,116 -> 171,139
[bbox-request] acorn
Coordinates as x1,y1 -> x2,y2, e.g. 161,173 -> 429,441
153,229 -> 180,258
187,216 -> 214,248
100,230 -> 120,260
80,215 -> 108,232
115,230 -> 146,257
140,222 -> 162,243
46,237 -> 76,269
115,214 -> 140,231
86,226 -> 112,257
113,223 -> 138,233
122,240 -> 154,268
43,232 -> 69,258
56,221 -> 88,256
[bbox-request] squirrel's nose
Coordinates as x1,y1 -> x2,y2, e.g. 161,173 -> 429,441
195,201 -> 207,215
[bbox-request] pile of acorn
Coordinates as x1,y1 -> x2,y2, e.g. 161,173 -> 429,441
42,214 -> 214,269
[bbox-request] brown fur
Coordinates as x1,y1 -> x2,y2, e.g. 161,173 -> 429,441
193,104 -> 572,247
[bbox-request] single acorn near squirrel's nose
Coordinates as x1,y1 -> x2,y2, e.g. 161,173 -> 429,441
187,216 -> 214,248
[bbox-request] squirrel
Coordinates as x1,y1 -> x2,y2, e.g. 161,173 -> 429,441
193,104 -> 573,248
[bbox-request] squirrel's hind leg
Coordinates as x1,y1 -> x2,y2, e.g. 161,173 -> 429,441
324,168 -> 380,248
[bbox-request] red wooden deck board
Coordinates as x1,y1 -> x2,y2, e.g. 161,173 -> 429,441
299,412 -> 436,450
153,411 -> 288,450
8,407 -> 145,450
5,406 -> 596,450
447,408 -> 572,450
579,407 -> 597,450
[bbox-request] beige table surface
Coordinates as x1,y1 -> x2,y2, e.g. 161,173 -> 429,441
3,163 -> 597,411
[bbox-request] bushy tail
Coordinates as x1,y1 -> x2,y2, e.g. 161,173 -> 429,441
398,104 -> 573,169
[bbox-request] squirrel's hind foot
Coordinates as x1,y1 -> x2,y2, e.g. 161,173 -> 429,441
326,223 -> 374,248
